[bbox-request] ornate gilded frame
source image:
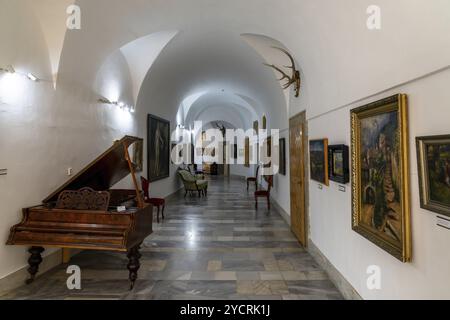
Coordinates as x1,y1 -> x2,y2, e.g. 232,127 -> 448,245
351,94 -> 411,262
416,135 -> 450,217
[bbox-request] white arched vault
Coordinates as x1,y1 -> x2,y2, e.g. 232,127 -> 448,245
94,30 -> 179,107
183,91 -> 260,130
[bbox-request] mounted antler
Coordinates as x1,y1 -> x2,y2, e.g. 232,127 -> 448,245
263,47 -> 301,97
214,122 -> 226,137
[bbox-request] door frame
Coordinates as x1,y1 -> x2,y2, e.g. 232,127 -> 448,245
289,111 -> 309,247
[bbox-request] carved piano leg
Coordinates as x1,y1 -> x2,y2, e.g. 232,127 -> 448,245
127,244 -> 142,290
26,246 -> 45,285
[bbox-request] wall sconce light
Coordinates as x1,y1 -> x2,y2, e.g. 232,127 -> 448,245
0,65 -> 40,82
0,65 -> 15,74
98,97 -> 135,113
27,73 -> 39,82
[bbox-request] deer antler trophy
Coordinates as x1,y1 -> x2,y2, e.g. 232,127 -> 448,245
264,47 -> 301,98
214,122 -> 226,137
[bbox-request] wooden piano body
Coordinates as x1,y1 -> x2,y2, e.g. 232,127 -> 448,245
7,136 -> 153,289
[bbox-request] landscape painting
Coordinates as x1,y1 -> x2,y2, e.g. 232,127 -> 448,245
416,135 -> 450,217
147,114 -> 170,182
351,94 -> 411,262
309,139 -> 329,185
334,152 -> 343,176
328,145 -> 349,184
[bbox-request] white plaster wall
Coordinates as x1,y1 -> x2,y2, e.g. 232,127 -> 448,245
230,165 -> 253,179
308,67 -> 450,300
0,0 -> 60,280
270,129 -> 291,215
133,76 -> 182,199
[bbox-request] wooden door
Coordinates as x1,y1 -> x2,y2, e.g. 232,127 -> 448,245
289,112 -> 307,247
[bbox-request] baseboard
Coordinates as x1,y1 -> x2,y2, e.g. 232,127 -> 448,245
308,241 -> 362,300
270,196 -> 291,227
0,249 -> 62,297
165,186 -> 184,202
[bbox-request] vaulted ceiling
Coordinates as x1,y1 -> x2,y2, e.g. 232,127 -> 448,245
11,0 -> 450,124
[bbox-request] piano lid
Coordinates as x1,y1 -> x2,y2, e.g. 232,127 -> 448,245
43,136 -> 143,204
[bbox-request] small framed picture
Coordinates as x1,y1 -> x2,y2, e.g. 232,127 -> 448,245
328,145 -> 349,184
279,138 -> 286,176
309,139 -> 329,185
416,135 -> 450,217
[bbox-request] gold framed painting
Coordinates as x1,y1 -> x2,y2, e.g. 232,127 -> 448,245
416,135 -> 450,217
351,94 -> 411,262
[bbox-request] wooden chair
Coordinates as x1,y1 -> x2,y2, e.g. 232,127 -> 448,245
141,177 -> 165,223
255,175 -> 273,210
247,165 -> 260,190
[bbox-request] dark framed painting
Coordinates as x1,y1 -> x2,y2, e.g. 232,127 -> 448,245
328,145 -> 349,184
253,120 -> 259,134
309,139 -> 329,185
147,114 -> 170,182
416,135 -> 450,217
261,136 -> 272,169
244,137 -> 250,168
351,94 -> 411,262
279,138 -> 286,175
132,139 -> 144,172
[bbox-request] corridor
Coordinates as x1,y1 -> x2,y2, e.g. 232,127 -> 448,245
2,177 -> 342,300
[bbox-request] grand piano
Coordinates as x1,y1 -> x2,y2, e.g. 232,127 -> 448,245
7,136 -> 153,290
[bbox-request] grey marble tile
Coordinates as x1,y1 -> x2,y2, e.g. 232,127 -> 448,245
285,280 -> 343,299
236,272 -> 261,280
222,260 -> 265,271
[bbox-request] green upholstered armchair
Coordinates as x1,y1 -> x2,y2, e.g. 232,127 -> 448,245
177,169 -> 208,198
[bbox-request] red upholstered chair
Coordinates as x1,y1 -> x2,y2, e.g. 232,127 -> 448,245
247,165 -> 260,191
141,177 -> 165,223
255,175 -> 273,210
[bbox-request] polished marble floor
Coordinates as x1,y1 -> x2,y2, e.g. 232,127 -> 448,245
2,176 -> 343,300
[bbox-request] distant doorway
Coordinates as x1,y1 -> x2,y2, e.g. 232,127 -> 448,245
289,111 -> 308,247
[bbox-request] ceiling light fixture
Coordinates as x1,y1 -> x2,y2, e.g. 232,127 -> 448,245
0,65 -> 41,82
98,97 -> 135,113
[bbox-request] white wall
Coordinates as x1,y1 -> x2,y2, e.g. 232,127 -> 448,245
308,67 -> 450,300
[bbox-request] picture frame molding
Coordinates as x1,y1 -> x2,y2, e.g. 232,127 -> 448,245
416,134 -> 450,217
147,114 -> 171,182
328,144 -> 349,184
350,94 -> 411,262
